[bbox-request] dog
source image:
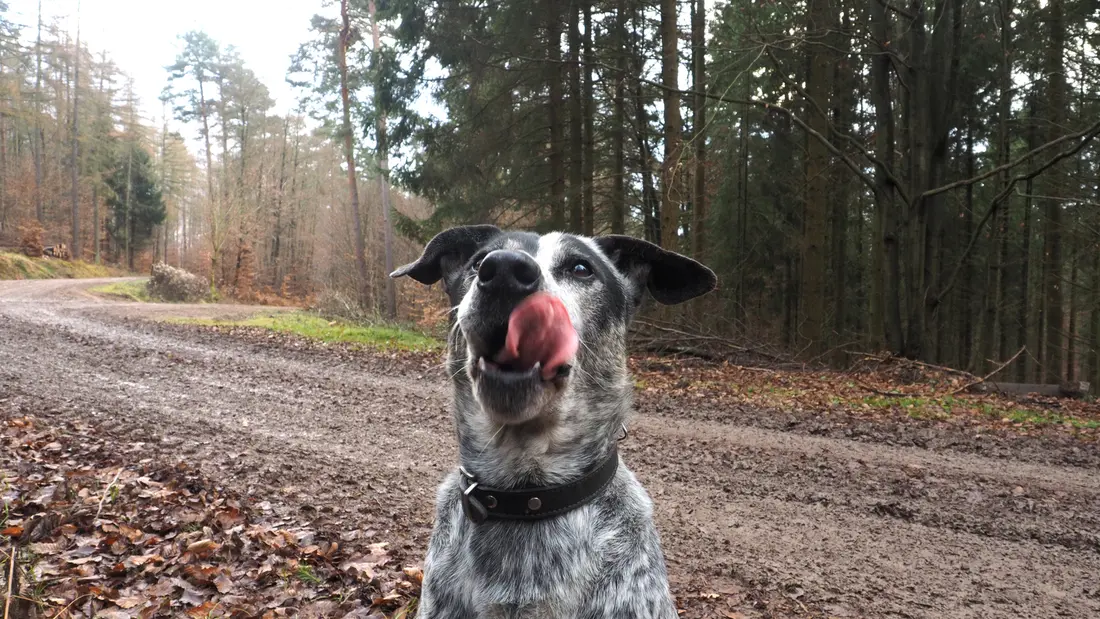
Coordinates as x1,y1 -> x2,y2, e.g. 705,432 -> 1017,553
391,226 -> 716,618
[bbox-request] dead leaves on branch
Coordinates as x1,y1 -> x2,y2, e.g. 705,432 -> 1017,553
0,415 -> 421,619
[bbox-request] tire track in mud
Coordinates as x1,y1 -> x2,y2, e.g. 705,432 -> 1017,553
2,278 -> 1098,618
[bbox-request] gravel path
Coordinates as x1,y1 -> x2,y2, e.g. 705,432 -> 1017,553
2,277 -> 1097,618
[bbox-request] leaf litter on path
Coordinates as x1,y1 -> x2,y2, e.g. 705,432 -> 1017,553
0,414 -> 422,618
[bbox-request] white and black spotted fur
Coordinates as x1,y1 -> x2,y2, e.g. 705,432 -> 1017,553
391,226 -> 716,618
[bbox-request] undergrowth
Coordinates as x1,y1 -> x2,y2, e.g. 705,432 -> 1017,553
0,251 -> 118,280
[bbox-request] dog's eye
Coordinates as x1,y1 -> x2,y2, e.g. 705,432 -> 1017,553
570,261 -> 593,278
471,257 -> 484,272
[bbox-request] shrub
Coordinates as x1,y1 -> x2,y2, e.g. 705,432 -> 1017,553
148,262 -> 207,302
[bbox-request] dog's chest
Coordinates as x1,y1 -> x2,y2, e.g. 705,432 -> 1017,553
450,507 -> 609,614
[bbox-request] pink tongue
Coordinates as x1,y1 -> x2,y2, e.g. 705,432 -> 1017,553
495,293 -> 578,380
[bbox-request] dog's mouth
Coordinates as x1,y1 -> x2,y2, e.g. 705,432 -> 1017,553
466,293 -> 578,420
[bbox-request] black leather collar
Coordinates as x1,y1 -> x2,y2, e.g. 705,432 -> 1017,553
459,445 -> 620,524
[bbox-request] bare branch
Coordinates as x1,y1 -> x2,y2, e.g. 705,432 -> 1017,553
876,0 -> 916,20
920,118 -> 1100,201
951,347 -> 1027,395
758,41 -> 912,205
931,122 -> 1100,307
1014,188 -> 1100,208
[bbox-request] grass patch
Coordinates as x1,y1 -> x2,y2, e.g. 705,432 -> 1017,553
995,407 -> 1100,429
173,311 -> 443,353
0,251 -> 118,280
855,393 -> 1099,428
89,279 -> 151,302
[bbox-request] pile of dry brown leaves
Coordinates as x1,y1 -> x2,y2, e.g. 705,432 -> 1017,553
0,415 -> 421,619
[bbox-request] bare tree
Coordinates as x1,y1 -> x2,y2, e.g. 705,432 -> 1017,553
691,0 -> 707,259
369,0 -> 396,318
338,0 -> 370,308
659,0 -> 682,249
70,1 -> 81,259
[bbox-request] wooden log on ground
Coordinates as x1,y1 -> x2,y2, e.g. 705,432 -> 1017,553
967,381 -> 1091,398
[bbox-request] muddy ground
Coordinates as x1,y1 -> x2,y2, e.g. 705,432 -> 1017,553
1,278 -> 1098,619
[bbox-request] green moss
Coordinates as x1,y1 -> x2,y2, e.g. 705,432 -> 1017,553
998,408 -> 1100,429
89,279 -> 151,302
171,311 -> 443,353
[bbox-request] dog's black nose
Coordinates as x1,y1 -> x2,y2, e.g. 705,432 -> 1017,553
478,250 -> 540,295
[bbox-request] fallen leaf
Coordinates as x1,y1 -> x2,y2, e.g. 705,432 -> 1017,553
186,601 -> 219,618
115,596 -> 146,609
214,573 -> 234,594
186,539 -> 220,558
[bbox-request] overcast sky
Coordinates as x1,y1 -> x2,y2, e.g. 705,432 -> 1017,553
7,0 -> 328,131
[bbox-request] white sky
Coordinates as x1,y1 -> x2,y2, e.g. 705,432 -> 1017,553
7,0 -> 329,132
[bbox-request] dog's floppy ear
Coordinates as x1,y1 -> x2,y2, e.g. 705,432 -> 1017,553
390,225 -> 501,288
595,235 -> 717,306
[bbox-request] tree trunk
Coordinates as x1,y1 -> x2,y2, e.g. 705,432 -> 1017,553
610,0 -> 626,235
369,0 -> 396,318
339,0 -> 370,308
1092,221 -> 1100,387
961,128 -> 974,369
33,0 -> 44,223
659,0 -> 682,250
0,106 -> 6,236
994,0 -> 1014,367
272,117 -> 289,287
581,0 -> 594,236
567,0 -> 583,233
197,74 -> 218,290
736,89 -> 749,331
125,144 -> 133,270
868,0 -> 896,352
1067,240 -> 1077,381
976,122 -> 998,373
691,0 -> 707,259
160,113 -> 169,264
1017,136 -> 1035,380
631,5 -> 659,244
801,0 -> 831,357
546,0 -> 566,230
1040,0 -> 1066,383
71,8 -> 82,260
829,8 -> 851,352
92,184 -> 99,264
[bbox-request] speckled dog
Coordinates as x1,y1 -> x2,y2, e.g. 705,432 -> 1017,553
391,226 -> 716,618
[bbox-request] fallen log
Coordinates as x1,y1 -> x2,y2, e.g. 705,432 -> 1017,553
968,381 -> 1091,399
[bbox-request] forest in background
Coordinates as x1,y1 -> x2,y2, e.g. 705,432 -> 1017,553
1,0 -> 1099,386
369,0 -> 1100,386
0,0 -> 428,309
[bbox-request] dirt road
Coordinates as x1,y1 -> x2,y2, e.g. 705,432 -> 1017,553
2,278 -> 1097,618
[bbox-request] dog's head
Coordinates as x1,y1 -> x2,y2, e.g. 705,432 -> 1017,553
392,226 -> 716,427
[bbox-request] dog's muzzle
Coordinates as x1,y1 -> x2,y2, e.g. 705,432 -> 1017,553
460,251 -> 578,422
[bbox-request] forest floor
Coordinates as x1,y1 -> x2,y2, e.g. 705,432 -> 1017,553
1,277 -> 1098,619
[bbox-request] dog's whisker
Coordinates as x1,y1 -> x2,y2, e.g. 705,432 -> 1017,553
568,362 -> 617,392
478,424 -> 506,455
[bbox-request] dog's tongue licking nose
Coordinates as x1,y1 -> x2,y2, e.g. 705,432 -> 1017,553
495,292 -> 578,380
